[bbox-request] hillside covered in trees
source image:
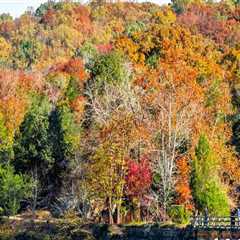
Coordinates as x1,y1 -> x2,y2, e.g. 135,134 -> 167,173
0,0 -> 240,225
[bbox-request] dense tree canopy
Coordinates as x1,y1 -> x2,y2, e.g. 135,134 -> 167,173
0,0 -> 240,224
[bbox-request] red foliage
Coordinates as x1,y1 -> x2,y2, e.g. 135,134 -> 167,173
42,5 -> 92,34
49,62 -> 65,73
96,44 -> 113,54
18,72 -> 34,91
177,3 -> 237,46
49,58 -> 87,83
126,156 -> 152,198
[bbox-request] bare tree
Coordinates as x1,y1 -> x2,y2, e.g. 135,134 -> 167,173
145,92 -> 200,220
85,80 -> 142,126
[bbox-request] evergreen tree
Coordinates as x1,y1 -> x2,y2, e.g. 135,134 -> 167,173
13,96 -> 54,203
49,102 -> 82,195
191,134 -> 229,216
0,164 -> 32,216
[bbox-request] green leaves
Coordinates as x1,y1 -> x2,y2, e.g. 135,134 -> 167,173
13,96 -> 53,196
125,21 -> 146,38
35,1 -> 55,17
0,164 -> 32,216
50,103 -> 81,161
168,205 -> 191,224
0,0 -> 238,222
191,134 -> 229,216
13,39 -> 43,69
0,112 -> 9,154
92,51 -> 130,88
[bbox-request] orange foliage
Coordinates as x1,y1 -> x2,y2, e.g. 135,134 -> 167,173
41,9 -> 56,27
0,70 -> 30,148
73,6 -> 92,34
0,96 -> 27,138
49,58 -> 87,89
70,96 -> 86,123
64,58 -> 87,82
175,156 -> 193,210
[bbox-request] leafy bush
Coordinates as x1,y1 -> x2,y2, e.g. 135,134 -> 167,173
0,207 -> 3,216
168,205 -> 191,225
0,164 -> 32,216
15,231 -> 51,240
13,96 -> 54,200
76,42 -> 97,68
13,39 -> 43,69
146,52 -> 159,68
92,51 -> 130,88
125,21 -> 146,37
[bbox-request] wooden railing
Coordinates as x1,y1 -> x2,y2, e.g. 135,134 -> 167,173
191,216 -> 240,229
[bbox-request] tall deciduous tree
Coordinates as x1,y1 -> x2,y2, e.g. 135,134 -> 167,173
86,80 -> 141,223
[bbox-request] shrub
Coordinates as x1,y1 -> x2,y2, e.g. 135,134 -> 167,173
92,51 -> 130,88
0,207 -> 3,216
15,231 -> 51,240
0,164 -> 32,216
168,205 -> 191,225
125,21 -> 146,37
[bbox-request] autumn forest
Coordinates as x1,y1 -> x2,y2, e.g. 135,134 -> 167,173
0,0 -> 240,225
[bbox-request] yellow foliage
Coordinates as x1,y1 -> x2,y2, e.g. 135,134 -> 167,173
152,7 -> 176,25
0,37 -> 11,61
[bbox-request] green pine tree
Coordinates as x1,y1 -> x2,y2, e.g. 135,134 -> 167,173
13,95 -> 54,200
191,134 -> 230,216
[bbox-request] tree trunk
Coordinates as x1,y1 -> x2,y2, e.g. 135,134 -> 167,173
32,165 -> 38,220
133,199 -> 141,222
109,197 -> 114,224
163,200 -> 167,222
116,204 -> 121,224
